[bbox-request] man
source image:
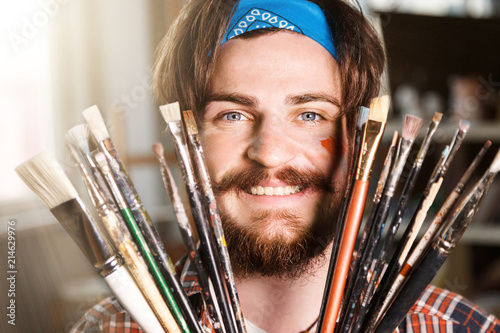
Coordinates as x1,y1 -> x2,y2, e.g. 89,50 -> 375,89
73,0 -> 500,332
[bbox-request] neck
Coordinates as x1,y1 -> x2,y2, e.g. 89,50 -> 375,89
236,244 -> 332,333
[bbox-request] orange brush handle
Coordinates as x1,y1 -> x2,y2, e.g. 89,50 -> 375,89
321,180 -> 369,333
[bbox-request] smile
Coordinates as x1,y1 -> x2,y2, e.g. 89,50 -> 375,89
249,185 -> 301,196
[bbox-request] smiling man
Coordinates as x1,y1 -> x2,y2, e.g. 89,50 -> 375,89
72,0 -> 500,332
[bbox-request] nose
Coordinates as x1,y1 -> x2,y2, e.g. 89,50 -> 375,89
246,120 -> 297,168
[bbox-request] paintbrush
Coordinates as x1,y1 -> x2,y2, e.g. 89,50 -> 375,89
375,147 -> 500,332
364,144 -> 450,330
183,110 -> 246,333
15,152 -> 167,332
94,152 -> 196,333
380,120 -> 470,299
362,140 -> 491,332
317,106 -> 370,333
320,96 -> 389,333
342,115 -> 423,333
66,125 -> 119,209
335,130 -> 399,333
83,106 -> 201,333
362,112 -> 442,309
152,142 -> 222,332
65,125 -> 135,243
350,113 -> 442,332
160,102 -> 238,333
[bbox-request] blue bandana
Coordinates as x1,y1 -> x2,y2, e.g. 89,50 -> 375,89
221,0 -> 337,60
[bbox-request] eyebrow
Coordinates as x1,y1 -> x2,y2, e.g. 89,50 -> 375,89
285,93 -> 341,108
207,92 -> 341,109
207,93 -> 258,108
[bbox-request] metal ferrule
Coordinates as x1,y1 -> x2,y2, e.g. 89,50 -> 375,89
386,139 -> 413,198
436,171 -> 495,256
50,198 -> 118,277
443,127 -> 468,173
168,121 -> 197,189
356,119 -> 386,182
415,120 -> 440,167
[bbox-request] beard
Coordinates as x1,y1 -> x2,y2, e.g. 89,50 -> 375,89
214,166 -> 346,280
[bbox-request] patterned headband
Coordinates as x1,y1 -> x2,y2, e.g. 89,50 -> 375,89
221,0 -> 337,60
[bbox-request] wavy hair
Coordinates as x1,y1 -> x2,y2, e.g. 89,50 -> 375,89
153,0 -> 385,132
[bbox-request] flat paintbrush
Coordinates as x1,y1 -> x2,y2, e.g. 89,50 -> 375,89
15,152 -> 166,332
183,110 -> 247,333
83,106 -> 200,333
336,130 -> 399,333
343,115 -> 423,333
160,102 -> 238,333
375,148 -> 500,332
317,106 -> 370,333
153,142 -> 222,332
320,96 -> 389,333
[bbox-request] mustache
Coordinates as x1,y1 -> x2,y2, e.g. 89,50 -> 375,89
213,166 -> 336,194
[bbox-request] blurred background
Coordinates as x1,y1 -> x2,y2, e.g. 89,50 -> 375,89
0,0 -> 499,331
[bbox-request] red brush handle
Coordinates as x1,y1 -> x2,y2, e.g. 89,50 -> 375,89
321,180 -> 369,333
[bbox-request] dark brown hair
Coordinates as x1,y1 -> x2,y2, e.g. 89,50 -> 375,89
153,0 -> 385,131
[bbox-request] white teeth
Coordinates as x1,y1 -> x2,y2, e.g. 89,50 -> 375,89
249,185 -> 301,196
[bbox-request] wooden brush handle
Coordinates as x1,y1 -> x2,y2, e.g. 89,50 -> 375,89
321,180 -> 369,333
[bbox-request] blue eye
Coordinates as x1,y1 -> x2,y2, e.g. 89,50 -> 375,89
223,112 -> 246,121
301,112 -> 320,121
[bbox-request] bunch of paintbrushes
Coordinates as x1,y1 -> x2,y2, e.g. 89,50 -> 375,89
17,102 -> 247,333
317,95 -> 500,333
15,95 -> 499,333
16,104 -> 208,333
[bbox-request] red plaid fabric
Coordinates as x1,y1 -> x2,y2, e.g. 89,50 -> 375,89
72,260 -> 500,333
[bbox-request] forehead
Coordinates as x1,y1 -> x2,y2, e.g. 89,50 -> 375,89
209,31 -> 341,98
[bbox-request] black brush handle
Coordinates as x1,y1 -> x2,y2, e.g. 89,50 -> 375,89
375,249 -> 446,333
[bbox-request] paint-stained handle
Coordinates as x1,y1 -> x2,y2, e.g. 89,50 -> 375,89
321,180 -> 369,333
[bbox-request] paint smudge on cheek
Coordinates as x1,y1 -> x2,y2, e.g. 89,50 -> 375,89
320,137 -> 336,155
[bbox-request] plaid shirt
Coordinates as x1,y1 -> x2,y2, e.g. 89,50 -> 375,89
71,260 -> 500,333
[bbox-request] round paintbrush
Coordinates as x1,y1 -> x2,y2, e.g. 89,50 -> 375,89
320,95 -> 390,333
153,142 -> 222,331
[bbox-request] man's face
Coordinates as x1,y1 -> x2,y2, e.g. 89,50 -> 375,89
201,31 -> 348,278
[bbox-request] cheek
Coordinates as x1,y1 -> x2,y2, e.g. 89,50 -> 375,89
200,131 -> 246,181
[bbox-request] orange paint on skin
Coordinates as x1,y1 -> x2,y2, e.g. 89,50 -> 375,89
320,137 -> 335,155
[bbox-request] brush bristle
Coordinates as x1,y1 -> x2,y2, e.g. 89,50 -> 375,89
459,119 -> 471,133
15,152 -> 78,209
368,95 -> 390,123
159,102 -> 181,124
183,110 -> 198,136
357,106 -> 370,130
488,148 -> 500,173
484,140 -> 492,150
402,115 -> 423,141
432,112 -> 443,123
152,142 -> 165,159
65,124 -> 90,153
82,105 -> 110,143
